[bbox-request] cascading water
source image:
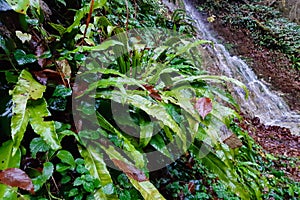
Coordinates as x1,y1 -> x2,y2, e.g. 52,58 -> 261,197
164,0 -> 300,135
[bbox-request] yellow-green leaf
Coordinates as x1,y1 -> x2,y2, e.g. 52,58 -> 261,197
6,0 -> 30,14
10,70 -> 46,153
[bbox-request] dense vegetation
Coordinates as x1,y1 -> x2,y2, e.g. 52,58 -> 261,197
0,0 -> 299,199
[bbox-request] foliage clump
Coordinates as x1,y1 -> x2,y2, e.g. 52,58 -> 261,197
0,0 -> 299,200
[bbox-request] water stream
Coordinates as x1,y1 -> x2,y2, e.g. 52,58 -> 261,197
164,0 -> 300,135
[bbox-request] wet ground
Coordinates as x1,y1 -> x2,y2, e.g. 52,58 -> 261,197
205,15 -> 300,181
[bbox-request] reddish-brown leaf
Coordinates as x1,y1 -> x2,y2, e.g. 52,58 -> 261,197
33,71 -> 48,85
111,159 -> 148,182
143,84 -> 162,101
0,168 -> 34,194
188,181 -> 196,194
194,97 -> 212,120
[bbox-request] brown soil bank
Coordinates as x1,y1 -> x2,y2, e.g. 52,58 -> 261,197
195,0 -> 300,112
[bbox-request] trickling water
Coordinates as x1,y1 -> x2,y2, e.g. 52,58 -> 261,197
164,0 -> 300,135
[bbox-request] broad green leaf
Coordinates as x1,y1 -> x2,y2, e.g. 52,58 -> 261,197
52,85 -> 72,97
14,49 -> 37,65
139,122 -> 153,148
79,145 -> 118,200
174,75 -> 249,99
129,179 -> 166,200
28,98 -> 61,150
48,22 -> 66,35
32,162 -> 54,191
95,112 -> 146,168
6,0 -> 30,14
0,140 -> 21,199
190,143 -> 251,200
30,138 -> 51,159
10,70 -> 46,153
150,134 -> 171,158
98,142 -> 161,200
97,90 -> 188,152
57,150 -> 76,169
70,40 -> 123,54
66,0 -> 107,33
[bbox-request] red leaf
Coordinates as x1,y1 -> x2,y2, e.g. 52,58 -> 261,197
111,159 -> 148,182
0,168 -> 34,194
188,181 -> 195,194
194,97 -> 212,120
143,84 -> 162,101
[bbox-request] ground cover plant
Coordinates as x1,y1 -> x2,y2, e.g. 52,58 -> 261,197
0,0 -> 299,199
197,0 -> 300,70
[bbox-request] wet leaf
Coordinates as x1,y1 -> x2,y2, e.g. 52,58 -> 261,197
32,162 -> 54,191
139,122 -> 153,148
194,97 -> 212,120
111,159 -> 148,182
28,98 -> 61,150
52,85 -> 72,97
14,49 -> 37,65
0,141 -> 21,199
150,134 -> 171,158
10,70 -> 46,153
57,150 -> 76,169
0,168 -> 34,194
30,138 -> 51,159
6,0 -> 30,14
0,141 -> 21,171
129,179 -> 166,200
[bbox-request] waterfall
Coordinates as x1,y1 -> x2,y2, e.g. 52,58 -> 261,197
163,0 -> 300,135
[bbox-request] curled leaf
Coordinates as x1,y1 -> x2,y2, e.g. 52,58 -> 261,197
0,168 -> 34,194
194,97 -> 212,120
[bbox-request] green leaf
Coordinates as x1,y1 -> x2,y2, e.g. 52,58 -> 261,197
30,137 -> 51,159
139,122 -> 154,148
66,0 -> 107,33
6,0 -> 30,14
52,85 -> 72,97
174,75 -> 249,99
28,98 -> 61,150
0,140 -> 21,200
190,142 -> 251,199
129,179 -> 166,200
95,112 -> 146,169
48,22 -> 66,35
79,145 -> 118,200
10,70 -> 46,153
102,183 -> 114,195
97,90 -> 187,152
150,134 -> 172,158
57,150 -> 76,169
14,49 -> 37,65
96,143 -> 165,199
32,162 -> 54,191
5,71 -> 18,83
56,0 -> 66,6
